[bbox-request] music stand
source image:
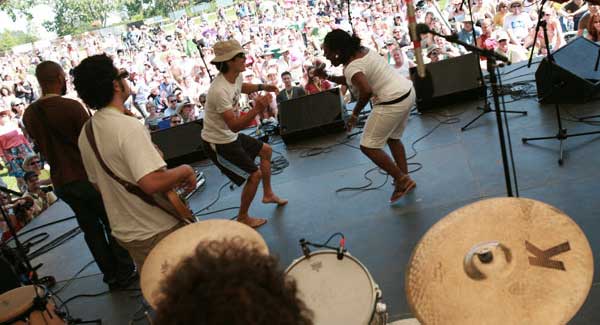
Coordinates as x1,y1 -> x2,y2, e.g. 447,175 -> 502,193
459,0 -> 527,131
521,1 -> 600,165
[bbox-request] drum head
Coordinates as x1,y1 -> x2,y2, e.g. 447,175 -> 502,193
406,198 -> 594,325
286,250 -> 377,325
141,219 -> 269,309
0,285 -> 42,322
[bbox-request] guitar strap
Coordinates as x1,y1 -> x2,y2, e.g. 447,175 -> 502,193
83,120 -> 179,218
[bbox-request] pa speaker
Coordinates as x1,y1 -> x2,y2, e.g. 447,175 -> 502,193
535,37 -> 600,104
279,87 -> 346,144
150,120 -> 206,167
410,52 -> 485,112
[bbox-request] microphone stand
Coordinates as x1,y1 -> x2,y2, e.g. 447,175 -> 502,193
193,40 -> 214,82
521,2 -> 600,165
459,1 -> 527,131
0,189 -> 101,324
427,29 -> 514,196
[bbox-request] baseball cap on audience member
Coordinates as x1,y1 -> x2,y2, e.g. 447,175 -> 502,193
11,99 -> 23,107
176,101 -> 194,115
210,39 -> 246,63
427,44 -> 441,56
509,0 -> 523,7
495,30 -> 510,41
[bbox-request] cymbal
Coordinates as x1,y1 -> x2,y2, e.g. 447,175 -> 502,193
140,219 -> 269,309
406,198 -> 593,325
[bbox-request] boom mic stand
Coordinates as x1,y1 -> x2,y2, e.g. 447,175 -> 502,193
459,0 -> 527,131
521,1 -> 600,165
421,24 -> 515,196
193,39 -> 214,82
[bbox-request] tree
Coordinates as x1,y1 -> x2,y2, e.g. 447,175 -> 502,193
0,0 -> 39,22
0,30 -> 38,52
121,0 -> 187,20
41,0 -> 118,36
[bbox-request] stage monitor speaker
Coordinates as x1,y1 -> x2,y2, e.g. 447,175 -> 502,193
535,37 -> 600,104
150,120 -> 206,167
410,52 -> 485,112
279,87 -> 347,144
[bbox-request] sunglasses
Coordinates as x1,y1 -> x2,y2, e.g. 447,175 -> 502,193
171,120 -> 182,124
30,160 -> 41,165
511,4 -> 522,7
234,53 -> 246,60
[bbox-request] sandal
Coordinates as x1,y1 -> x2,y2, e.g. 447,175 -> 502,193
390,176 -> 416,204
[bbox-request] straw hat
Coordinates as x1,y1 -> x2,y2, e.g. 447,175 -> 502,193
210,39 -> 246,63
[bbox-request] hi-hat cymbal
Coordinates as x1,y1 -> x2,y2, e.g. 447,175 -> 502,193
141,219 -> 269,309
406,198 -> 593,325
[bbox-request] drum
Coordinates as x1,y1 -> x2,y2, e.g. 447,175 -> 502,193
0,285 -> 65,325
141,219 -> 269,309
285,250 -> 387,325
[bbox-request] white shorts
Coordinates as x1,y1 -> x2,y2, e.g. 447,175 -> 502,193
360,89 -> 415,149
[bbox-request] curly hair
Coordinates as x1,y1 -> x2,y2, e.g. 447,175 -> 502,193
587,13 -> 600,42
72,54 -> 118,110
323,29 -> 362,65
153,239 -> 313,325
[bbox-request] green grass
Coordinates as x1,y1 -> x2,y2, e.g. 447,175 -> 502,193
0,167 -> 19,192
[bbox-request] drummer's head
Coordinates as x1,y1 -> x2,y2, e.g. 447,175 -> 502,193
154,239 -> 313,325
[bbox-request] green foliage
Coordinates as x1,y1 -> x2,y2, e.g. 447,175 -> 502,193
0,30 -> 38,52
0,0 -> 39,22
42,0 -> 117,36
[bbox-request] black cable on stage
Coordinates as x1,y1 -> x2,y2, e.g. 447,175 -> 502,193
2,216 -> 76,244
335,166 -> 389,193
53,260 -> 96,294
192,180 -> 233,216
195,206 -> 240,217
271,149 -> 290,175
58,289 -> 110,309
497,65 -> 520,197
27,227 -> 82,260
22,232 -> 50,248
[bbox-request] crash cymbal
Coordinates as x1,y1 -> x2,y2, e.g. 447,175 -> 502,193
141,219 -> 269,309
406,198 -> 593,325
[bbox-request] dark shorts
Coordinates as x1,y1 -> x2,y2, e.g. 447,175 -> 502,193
202,133 -> 263,186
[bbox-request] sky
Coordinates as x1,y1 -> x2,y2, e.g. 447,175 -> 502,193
0,4 -> 56,39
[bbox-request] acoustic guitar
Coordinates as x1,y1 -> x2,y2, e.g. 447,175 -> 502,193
153,189 -> 195,224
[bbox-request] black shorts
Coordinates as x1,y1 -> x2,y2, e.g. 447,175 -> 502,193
202,133 -> 263,186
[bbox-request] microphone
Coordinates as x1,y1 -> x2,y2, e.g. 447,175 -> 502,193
405,0 -> 426,78
337,237 -> 345,260
300,238 -> 311,258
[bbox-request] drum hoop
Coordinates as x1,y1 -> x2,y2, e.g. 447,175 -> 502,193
285,250 -> 380,316
0,285 -> 49,324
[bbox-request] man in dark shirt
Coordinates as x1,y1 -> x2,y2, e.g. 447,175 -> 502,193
276,71 -> 306,104
23,61 -> 136,289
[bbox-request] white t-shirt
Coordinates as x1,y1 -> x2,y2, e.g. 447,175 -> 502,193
78,107 -> 179,242
201,73 -> 241,144
344,48 -> 413,105
503,13 -> 533,43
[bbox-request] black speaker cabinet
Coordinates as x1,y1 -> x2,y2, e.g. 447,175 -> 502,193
150,120 -> 206,167
535,37 -> 600,104
410,52 -> 485,112
278,87 -> 347,144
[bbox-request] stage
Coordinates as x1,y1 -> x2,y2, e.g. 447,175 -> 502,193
14,59 -> 600,324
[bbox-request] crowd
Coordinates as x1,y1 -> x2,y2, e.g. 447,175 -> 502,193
0,0 -> 598,237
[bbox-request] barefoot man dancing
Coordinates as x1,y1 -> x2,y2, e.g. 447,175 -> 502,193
201,40 -> 287,228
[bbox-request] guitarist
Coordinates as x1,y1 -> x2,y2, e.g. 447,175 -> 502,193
23,61 -> 136,290
72,54 -> 196,271
202,40 -> 287,229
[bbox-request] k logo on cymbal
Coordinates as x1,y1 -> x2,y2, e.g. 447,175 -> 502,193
525,241 -> 571,271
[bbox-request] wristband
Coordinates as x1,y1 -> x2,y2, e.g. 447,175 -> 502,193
257,84 -> 263,91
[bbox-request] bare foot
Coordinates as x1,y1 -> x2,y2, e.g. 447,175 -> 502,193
262,195 -> 288,206
237,216 -> 267,228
